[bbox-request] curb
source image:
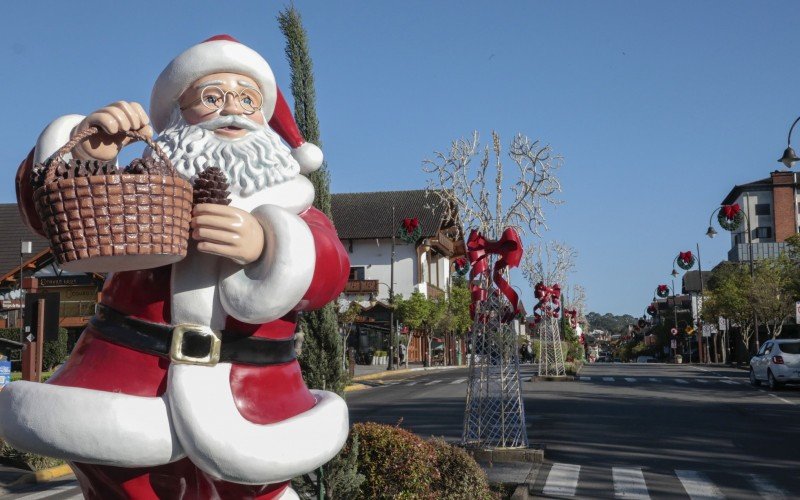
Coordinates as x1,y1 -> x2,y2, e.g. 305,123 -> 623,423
344,383 -> 370,393
352,365 -> 463,382
10,464 -> 74,487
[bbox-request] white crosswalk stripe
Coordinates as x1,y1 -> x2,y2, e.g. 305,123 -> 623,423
674,378 -> 689,384
624,377 -> 637,382
612,467 -> 650,499
748,473 -> 788,499
720,379 -> 738,385
696,379 -> 709,384
543,463 -> 581,497
405,381 -> 418,386
580,376 -> 592,381
675,469 -> 724,499
424,379 -> 441,385
603,377 -> 616,382
649,378 -> 659,382
450,378 -> 467,384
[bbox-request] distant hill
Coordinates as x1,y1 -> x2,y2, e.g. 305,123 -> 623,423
586,312 -> 638,334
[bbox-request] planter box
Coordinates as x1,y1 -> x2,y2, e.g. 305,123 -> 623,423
371,356 -> 388,365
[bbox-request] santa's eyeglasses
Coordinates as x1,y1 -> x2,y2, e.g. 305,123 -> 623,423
180,86 -> 263,115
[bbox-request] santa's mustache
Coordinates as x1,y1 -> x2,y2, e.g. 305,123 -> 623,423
197,114 -> 261,132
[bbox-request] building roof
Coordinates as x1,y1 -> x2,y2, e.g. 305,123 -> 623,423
681,270 -> 711,294
721,177 -> 772,205
331,190 -> 449,240
0,204 -> 49,279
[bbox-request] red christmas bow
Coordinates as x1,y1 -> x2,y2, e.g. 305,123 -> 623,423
402,217 -> 419,233
657,284 -> 668,294
531,281 -> 562,326
467,228 -> 523,322
679,251 -> 693,263
721,203 -> 740,220
455,257 -> 467,268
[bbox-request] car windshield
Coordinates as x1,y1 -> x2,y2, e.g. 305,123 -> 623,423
779,342 -> 800,355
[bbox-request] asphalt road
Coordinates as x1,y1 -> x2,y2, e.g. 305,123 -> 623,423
347,363 -> 800,499
5,363 -> 797,499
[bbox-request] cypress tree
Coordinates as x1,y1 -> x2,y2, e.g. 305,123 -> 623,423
278,7 -> 344,396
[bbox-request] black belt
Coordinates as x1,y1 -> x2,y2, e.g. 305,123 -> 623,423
90,304 -> 296,366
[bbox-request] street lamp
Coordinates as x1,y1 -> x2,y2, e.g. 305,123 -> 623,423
778,116 -> 800,168
19,240 -> 32,340
707,204 -> 760,350
371,281 -> 396,371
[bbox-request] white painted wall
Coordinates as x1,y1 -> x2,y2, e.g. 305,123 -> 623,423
730,190 -> 774,245
344,238 -> 418,302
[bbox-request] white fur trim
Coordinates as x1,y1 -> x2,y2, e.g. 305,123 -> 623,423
291,143 -> 323,174
34,114 -> 85,164
228,175 -> 315,215
0,381 -> 184,466
218,204 -> 315,324
171,249 -> 228,331
151,40 -> 277,132
167,363 -> 349,484
279,486 -> 300,500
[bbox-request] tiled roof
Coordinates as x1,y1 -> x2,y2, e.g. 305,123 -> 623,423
331,190 -> 448,239
0,204 -> 49,279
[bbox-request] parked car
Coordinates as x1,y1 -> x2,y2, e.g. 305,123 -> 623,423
750,339 -> 800,390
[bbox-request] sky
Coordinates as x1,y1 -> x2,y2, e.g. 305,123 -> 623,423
2,1 -> 799,317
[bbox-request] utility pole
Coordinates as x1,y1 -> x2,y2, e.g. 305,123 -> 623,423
388,205 -> 396,370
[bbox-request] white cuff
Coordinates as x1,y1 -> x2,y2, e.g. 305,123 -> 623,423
218,204 -> 315,323
168,363 -> 349,484
292,142 -> 323,174
34,114 -> 85,164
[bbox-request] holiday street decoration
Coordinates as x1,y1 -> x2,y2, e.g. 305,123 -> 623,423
657,284 -> 670,298
1,35 -> 349,499
453,257 -> 470,276
397,217 -> 422,243
462,227 -> 527,448
530,282 -> 562,326
676,251 -> 695,270
647,304 -> 657,316
717,203 -> 744,231
564,308 -> 578,329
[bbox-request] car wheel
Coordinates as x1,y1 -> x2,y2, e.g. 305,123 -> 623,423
750,368 -> 761,387
768,370 -> 782,390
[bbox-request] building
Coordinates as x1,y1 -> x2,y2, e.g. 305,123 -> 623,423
331,189 -> 467,364
720,170 -> 800,261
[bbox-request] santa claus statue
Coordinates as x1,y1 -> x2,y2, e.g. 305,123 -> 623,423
0,35 -> 350,499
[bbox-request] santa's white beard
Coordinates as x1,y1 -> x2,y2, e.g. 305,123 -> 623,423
150,108 -> 300,197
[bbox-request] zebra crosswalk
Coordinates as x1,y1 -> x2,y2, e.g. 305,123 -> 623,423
6,480 -> 83,499
577,376 -> 744,386
533,463 -> 791,499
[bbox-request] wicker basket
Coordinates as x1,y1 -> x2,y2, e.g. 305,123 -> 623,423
34,127 -> 193,272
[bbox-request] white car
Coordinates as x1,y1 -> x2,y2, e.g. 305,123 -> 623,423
750,339 -> 800,390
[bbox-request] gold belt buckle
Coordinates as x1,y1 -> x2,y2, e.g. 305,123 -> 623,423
169,324 -> 222,366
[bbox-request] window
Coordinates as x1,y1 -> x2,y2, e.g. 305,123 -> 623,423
753,226 -> 772,239
733,232 -> 744,245
348,267 -> 365,281
779,342 -> 800,355
755,203 -> 771,216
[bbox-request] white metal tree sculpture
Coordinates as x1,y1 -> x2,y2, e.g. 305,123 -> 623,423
425,131 -> 562,449
523,242 -> 577,378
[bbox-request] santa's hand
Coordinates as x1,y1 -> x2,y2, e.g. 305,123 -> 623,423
191,204 -> 265,266
72,101 -> 153,161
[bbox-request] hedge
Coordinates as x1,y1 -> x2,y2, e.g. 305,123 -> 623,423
0,327 -> 69,371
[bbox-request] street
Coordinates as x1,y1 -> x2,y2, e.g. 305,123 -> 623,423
5,363 -> 798,499
348,363 -> 800,499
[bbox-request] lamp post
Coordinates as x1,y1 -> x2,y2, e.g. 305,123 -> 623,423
777,116 -> 800,168
707,204 -> 760,351
654,284 -> 675,360
371,281 -> 396,371
19,241 -> 32,340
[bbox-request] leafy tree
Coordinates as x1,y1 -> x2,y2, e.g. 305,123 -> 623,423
750,255 -> 797,339
585,312 -> 637,334
702,262 -> 756,355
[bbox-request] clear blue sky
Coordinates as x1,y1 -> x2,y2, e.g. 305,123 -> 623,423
2,1 -> 799,317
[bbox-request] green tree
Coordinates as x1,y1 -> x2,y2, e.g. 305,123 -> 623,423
751,255 -> 798,339
703,262 -> 756,355
278,7 -> 344,396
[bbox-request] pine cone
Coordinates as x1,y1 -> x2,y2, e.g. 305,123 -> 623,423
193,167 -> 231,205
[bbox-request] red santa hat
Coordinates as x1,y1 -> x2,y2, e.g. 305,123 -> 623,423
150,34 -> 322,174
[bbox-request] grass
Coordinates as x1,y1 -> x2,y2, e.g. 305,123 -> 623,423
10,371 -> 54,383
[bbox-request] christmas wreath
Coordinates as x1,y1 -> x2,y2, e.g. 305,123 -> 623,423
647,304 -> 657,316
453,257 -> 470,276
676,251 -> 695,270
717,203 -> 744,231
397,217 -> 422,244
656,285 -> 669,298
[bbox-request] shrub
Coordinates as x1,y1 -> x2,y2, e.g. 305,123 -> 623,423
428,438 -> 493,499
0,438 -> 63,471
352,422 -> 438,499
43,329 -> 69,371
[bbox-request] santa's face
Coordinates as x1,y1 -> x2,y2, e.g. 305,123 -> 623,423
178,72 -> 266,139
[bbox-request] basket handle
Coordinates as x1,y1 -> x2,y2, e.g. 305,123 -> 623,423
45,126 -> 174,185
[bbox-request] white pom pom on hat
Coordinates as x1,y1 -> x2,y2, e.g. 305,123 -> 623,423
150,34 -> 323,174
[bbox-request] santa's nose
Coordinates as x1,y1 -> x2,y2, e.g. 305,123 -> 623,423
219,94 -> 244,115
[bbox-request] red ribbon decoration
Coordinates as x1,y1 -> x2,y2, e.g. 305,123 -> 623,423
679,251 -> 693,263
530,282 -> 562,326
467,228 -> 523,322
721,203 -> 740,220
657,284 -> 668,294
401,217 -> 419,233
455,257 -> 467,268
